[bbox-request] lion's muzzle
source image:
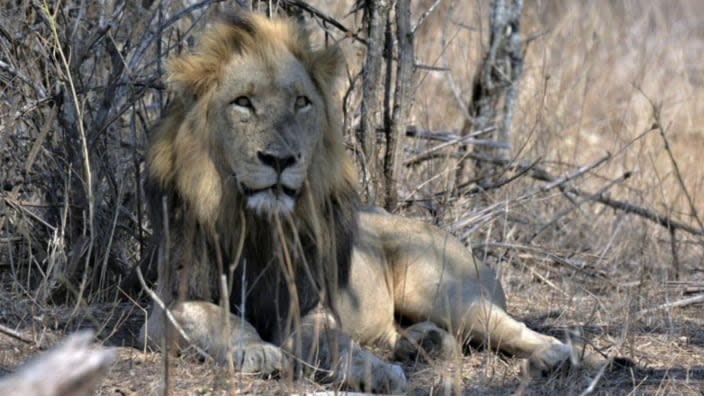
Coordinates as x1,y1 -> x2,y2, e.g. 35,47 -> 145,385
238,150 -> 306,216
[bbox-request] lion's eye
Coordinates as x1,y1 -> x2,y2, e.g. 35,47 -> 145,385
232,96 -> 254,111
295,96 -> 311,111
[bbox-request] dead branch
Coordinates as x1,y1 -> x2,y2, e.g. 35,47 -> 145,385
474,241 -> 610,281
281,0 -> 367,44
540,154 -> 612,191
0,323 -> 36,346
646,97 -> 704,234
466,153 -> 704,237
0,60 -> 47,97
404,135 -> 508,167
0,331 -> 115,396
412,0 -> 445,34
528,170 -> 632,242
637,294 -> 704,316
405,126 -> 494,142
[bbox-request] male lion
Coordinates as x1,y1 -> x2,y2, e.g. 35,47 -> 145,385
142,11 -> 594,393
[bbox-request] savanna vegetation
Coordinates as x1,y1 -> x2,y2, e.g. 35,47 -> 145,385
1,0 -> 702,394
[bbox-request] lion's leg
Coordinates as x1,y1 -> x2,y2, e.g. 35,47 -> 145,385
283,307 -> 406,394
458,299 -> 576,375
141,300 -> 286,374
464,302 -> 608,376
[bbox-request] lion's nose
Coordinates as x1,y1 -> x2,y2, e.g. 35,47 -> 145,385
257,151 -> 298,173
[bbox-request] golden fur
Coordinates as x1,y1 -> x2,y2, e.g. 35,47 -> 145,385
141,11 -> 603,394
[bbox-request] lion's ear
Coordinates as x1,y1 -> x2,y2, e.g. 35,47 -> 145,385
166,55 -> 220,100
308,46 -> 345,88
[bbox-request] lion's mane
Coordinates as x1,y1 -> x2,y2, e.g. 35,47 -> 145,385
144,12 -> 360,342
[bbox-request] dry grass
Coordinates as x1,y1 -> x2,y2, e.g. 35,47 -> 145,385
1,0 -> 703,394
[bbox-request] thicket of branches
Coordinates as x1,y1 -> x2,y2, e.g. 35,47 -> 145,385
1,1 -> 211,304
1,0 -> 702,309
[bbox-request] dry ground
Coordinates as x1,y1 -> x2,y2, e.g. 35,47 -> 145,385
1,267 -> 703,395
1,0 -> 704,395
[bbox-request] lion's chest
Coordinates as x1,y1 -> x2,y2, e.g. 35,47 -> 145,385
226,246 -> 321,343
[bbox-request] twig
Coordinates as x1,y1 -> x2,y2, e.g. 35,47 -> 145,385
0,323 -> 36,346
637,294 -> 704,316
591,194 -> 703,236
128,0 -> 227,70
404,128 -> 505,167
639,89 -> 704,234
405,127 -> 494,142
578,354 -> 612,396
283,0 -> 367,45
2,197 -> 56,232
528,170 -> 632,242
540,153 -> 611,191
453,157 -> 542,197
412,0 -> 445,34
0,60 -> 47,97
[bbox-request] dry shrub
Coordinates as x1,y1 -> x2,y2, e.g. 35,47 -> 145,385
0,1 -> 225,304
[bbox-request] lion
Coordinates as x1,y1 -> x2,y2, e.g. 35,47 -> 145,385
140,11 -> 599,393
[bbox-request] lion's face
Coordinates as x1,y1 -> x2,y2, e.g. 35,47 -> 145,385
213,51 -> 324,216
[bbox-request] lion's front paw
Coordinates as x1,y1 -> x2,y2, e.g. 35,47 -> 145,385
525,343 -> 573,377
232,342 -> 289,376
394,321 -> 459,362
339,349 -> 407,394
525,342 -> 612,378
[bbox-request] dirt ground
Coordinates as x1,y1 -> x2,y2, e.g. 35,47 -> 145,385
1,266 -> 702,395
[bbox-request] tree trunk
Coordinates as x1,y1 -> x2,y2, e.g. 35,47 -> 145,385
359,0 -> 391,203
383,0 -> 415,210
457,0 -> 523,189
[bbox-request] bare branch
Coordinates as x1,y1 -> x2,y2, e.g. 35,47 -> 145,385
466,154 -> 704,237
0,323 -> 36,346
638,294 -> 704,316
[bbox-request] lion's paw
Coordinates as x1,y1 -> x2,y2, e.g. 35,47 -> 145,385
232,342 -> 288,376
525,342 -> 610,378
525,343 -> 573,377
394,321 -> 459,362
339,348 -> 407,394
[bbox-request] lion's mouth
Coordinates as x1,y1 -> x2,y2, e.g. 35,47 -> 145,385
241,184 -> 298,198
240,183 -> 299,216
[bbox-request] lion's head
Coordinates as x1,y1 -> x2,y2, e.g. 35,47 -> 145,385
147,11 -> 357,222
